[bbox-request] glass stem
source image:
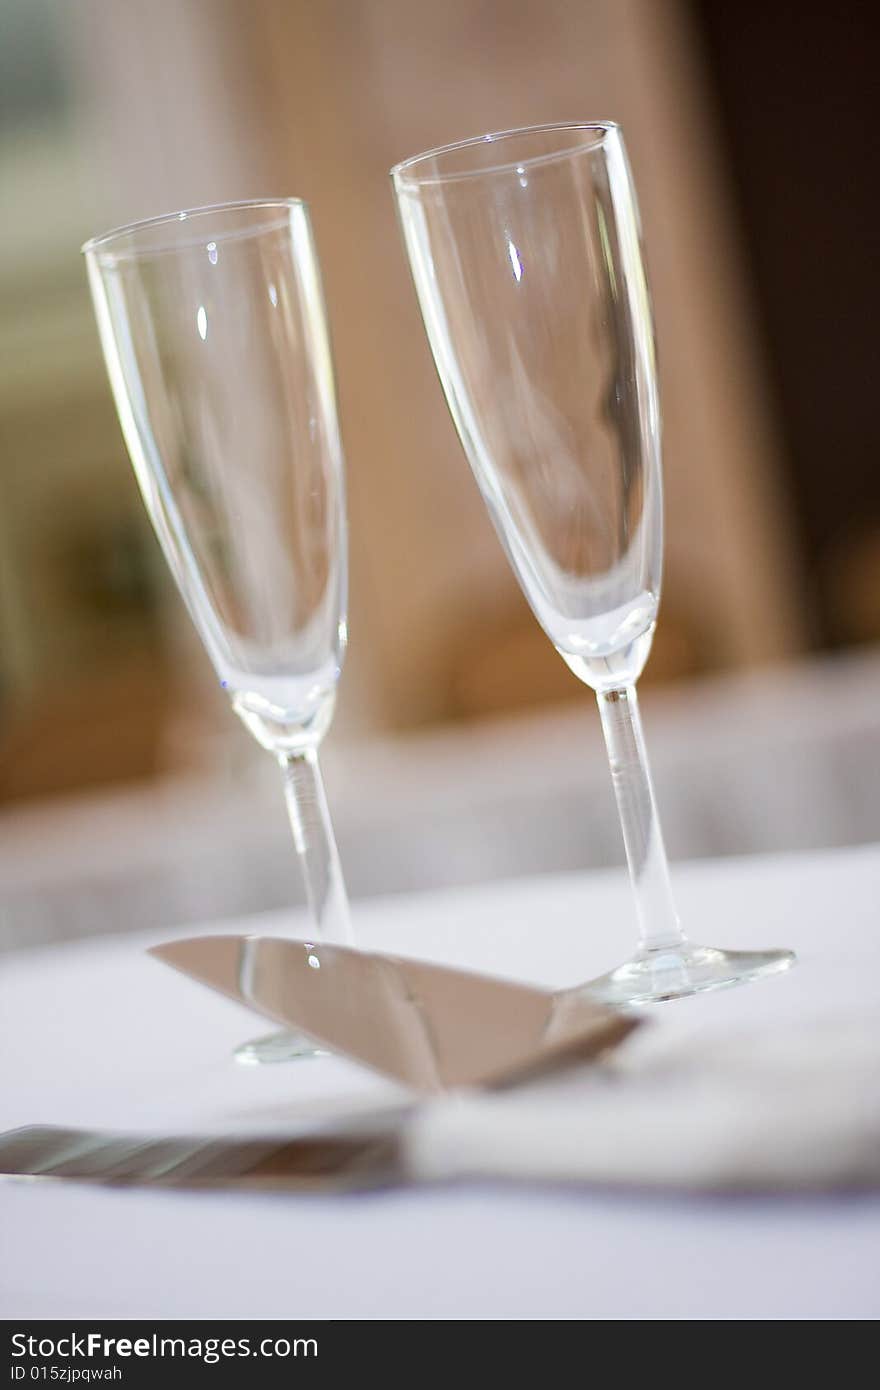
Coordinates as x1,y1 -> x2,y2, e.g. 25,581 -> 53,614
278,747 -> 354,947
597,685 -> 685,954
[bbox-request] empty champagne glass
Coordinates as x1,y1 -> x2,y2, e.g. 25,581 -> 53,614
393,123 -> 795,1004
84,199 -> 353,1058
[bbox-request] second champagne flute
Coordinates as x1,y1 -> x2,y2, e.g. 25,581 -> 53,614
393,122 -> 795,1004
85,199 -> 352,1061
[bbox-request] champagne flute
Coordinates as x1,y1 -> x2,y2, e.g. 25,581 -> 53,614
84,199 -> 353,1058
392,123 -> 795,1003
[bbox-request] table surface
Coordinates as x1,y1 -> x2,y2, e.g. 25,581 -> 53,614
3,843 -> 880,1321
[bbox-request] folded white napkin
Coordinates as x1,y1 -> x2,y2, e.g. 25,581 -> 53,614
407,1014 -> 880,1191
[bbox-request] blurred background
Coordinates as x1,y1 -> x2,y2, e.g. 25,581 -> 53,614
2,0 -> 879,952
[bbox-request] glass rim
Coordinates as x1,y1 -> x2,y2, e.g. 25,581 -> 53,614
390,120 -> 619,187
81,197 -> 307,258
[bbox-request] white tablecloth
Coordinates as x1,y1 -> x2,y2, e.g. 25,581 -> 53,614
3,844 -> 880,1320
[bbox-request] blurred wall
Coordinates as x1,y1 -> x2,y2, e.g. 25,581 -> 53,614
696,1 -> 880,651
0,0 -> 807,804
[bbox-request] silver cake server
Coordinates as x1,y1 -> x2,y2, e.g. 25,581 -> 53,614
149,936 -> 638,1092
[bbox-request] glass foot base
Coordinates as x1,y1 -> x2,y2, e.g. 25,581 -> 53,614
233,1031 -> 327,1065
582,941 -> 796,1007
